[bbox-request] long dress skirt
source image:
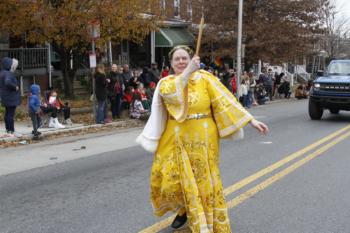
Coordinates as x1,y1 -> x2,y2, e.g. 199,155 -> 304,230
150,116 -> 232,233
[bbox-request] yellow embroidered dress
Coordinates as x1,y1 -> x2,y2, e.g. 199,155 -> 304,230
151,70 -> 253,233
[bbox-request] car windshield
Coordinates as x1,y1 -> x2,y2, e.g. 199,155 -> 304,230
328,61 -> 350,75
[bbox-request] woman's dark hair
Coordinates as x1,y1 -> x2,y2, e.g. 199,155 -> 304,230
168,45 -> 193,60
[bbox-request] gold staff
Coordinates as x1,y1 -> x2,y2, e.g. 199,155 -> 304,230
195,15 -> 205,56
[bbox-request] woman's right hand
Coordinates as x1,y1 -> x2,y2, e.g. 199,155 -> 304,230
182,56 -> 200,83
185,56 -> 200,74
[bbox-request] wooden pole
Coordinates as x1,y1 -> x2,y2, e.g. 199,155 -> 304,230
195,16 -> 205,56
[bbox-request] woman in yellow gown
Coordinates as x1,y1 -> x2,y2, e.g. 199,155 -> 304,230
137,46 -> 268,233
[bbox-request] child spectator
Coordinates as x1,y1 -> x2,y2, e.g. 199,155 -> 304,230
41,90 -> 65,129
28,84 -> 42,138
135,83 -> 150,110
129,93 -> 149,120
122,86 -> 134,110
48,90 -> 72,125
239,80 -> 249,107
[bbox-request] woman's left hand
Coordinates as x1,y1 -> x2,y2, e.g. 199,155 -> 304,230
250,119 -> 269,135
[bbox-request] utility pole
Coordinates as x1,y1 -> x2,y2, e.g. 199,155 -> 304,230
236,0 -> 243,99
91,40 -> 96,118
89,20 -> 100,118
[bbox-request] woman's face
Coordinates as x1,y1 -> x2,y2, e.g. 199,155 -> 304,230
171,49 -> 190,75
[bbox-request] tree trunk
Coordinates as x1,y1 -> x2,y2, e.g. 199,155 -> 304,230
57,46 -> 75,98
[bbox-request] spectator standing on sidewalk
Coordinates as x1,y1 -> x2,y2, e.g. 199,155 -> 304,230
239,79 -> 249,107
95,64 -> 109,124
0,57 -> 21,137
140,67 -> 152,88
108,64 -> 124,119
221,64 -> 232,91
230,69 -> 237,95
278,73 -> 291,98
149,62 -> 160,84
267,68 -> 275,100
122,64 -> 133,87
259,68 -> 274,101
28,84 -> 42,138
248,71 -> 258,106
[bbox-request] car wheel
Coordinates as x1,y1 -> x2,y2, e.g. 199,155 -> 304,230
329,109 -> 340,114
309,100 -> 323,120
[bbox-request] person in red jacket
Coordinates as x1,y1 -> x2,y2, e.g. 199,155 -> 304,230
161,65 -> 170,78
122,86 -> 134,110
230,72 -> 237,95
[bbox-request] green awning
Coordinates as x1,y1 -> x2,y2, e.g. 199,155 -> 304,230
155,27 -> 194,47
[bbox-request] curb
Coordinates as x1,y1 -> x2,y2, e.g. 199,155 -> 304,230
0,120 -> 144,144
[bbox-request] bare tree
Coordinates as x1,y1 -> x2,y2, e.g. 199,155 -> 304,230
320,0 -> 350,59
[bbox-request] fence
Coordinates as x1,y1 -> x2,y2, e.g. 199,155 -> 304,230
0,47 -> 48,70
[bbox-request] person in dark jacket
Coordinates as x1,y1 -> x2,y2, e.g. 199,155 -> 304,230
221,65 -> 232,91
28,84 -> 42,138
95,64 -> 108,124
149,62 -> 160,84
107,64 -> 124,118
0,57 -> 21,136
139,67 -> 152,88
122,64 -> 133,87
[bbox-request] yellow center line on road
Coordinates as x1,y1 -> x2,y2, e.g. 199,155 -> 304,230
223,124 -> 350,196
227,129 -> 350,209
139,125 -> 350,233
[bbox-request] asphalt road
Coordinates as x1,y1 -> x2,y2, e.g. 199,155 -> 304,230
1,99 -> 350,233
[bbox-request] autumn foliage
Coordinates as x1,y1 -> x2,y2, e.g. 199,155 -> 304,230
0,0 -> 159,97
189,0 -> 330,67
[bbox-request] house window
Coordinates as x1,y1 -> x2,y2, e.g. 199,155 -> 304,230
161,0 -> 166,10
174,0 -> 180,17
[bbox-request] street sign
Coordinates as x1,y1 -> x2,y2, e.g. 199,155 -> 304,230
89,53 -> 97,68
88,20 -> 100,40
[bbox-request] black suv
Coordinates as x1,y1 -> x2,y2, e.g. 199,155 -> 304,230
309,59 -> 350,120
